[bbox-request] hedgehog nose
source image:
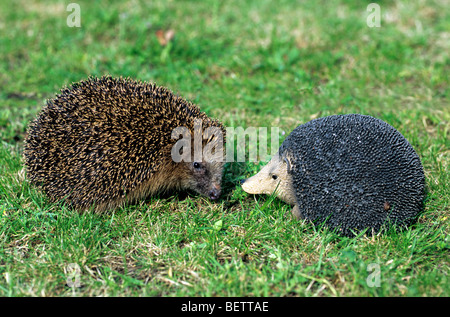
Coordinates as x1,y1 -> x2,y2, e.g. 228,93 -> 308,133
209,183 -> 221,200
240,179 -> 246,185
209,188 -> 220,200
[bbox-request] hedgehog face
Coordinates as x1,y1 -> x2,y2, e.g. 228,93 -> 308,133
241,152 -> 296,205
179,160 -> 224,200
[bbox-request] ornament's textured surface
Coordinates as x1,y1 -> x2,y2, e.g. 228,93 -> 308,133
280,114 -> 425,235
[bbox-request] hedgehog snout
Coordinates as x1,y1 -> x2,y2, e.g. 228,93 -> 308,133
209,184 -> 221,200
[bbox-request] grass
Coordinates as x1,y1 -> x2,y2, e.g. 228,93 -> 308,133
0,0 -> 448,297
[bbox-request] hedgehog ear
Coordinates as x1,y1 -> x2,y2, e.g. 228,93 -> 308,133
283,156 -> 291,174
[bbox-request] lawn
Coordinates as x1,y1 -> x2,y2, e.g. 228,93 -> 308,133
0,0 -> 448,297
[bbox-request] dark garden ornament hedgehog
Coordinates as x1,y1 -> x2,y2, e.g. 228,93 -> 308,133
24,76 -> 226,212
241,114 -> 425,236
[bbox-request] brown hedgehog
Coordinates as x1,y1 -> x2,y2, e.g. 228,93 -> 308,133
23,76 -> 226,212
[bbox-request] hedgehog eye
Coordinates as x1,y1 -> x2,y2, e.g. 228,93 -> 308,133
272,174 -> 278,180
193,162 -> 201,169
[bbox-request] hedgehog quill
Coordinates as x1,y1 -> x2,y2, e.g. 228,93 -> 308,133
241,114 -> 425,236
24,76 -> 226,212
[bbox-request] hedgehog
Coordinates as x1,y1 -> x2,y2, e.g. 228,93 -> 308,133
23,76 -> 226,212
241,114 -> 425,236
